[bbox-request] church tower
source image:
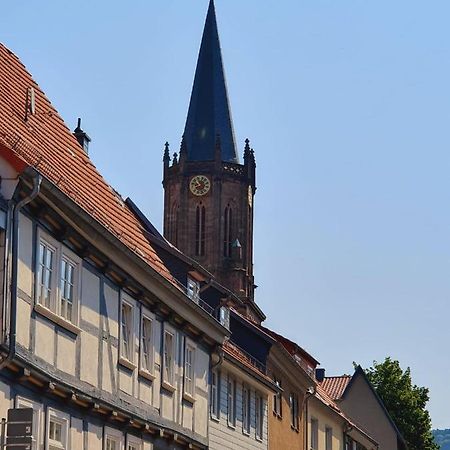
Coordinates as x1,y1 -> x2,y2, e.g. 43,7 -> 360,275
162,0 -> 264,323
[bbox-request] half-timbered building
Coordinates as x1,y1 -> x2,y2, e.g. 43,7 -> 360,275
0,40 -> 232,449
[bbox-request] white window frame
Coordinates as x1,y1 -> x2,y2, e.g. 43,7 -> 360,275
119,294 -> 136,369
255,391 -> 264,441
162,325 -> 176,391
126,434 -> 142,450
227,376 -> 236,428
325,426 -> 333,450
210,369 -> 220,420
139,307 -> 155,380
183,339 -> 196,402
104,427 -> 124,450
290,392 -> 299,430
242,384 -> 251,435
16,396 -> 42,450
186,277 -> 200,303
273,376 -> 282,417
35,229 -> 81,333
311,417 -> 319,450
46,408 -> 69,450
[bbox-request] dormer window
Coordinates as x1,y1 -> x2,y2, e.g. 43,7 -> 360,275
187,277 -> 200,304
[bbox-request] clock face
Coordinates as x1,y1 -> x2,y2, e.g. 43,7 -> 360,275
190,175 -> 211,196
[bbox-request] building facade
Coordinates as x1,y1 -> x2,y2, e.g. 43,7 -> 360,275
0,41 -> 230,449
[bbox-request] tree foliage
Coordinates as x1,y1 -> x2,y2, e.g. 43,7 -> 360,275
364,357 -> 438,450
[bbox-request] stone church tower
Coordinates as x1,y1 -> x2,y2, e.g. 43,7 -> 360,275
163,0 -> 264,323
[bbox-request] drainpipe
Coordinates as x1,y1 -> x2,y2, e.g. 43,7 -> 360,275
304,385 -> 316,450
0,172 -> 42,371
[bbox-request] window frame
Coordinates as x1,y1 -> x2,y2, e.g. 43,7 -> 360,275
162,325 -> 176,391
104,427 -> 124,450
186,277 -> 200,303
138,308 -> 155,380
210,369 -> 220,420
227,376 -> 236,428
35,229 -> 81,333
183,339 -> 196,402
242,383 -> 251,435
126,434 -> 142,450
273,376 -> 282,417
46,408 -> 69,450
311,417 -> 319,450
119,294 -> 136,369
255,391 -> 264,441
289,392 -> 299,431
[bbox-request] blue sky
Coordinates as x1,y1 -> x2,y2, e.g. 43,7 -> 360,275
2,0 -> 450,428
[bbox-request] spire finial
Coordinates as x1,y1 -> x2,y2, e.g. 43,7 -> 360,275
182,0 -> 238,163
172,152 -> 178,165
163,142 -> 170,165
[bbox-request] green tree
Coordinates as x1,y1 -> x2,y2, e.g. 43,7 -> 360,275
364,358 -> 438,450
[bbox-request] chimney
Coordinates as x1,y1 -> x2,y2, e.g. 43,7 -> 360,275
73,118 -> 91,154
315,368 -> 326,382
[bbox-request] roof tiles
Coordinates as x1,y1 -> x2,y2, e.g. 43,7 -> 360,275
321,375 -> 352,400
0,43 -> 176,287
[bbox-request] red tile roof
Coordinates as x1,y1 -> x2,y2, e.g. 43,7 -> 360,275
0,43 -> 176,286
320,375 -> 352,400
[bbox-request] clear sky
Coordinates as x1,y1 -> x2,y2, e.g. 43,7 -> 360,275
2,0 -> 449,428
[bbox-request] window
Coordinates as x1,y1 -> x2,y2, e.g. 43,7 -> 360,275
37,240 -> 55,309
36,230 -> 81,328
184,342 -> 195,398
104,428 -> 123,450
325,427 -> 333,450
255,392 -> 264,441
59,257 -> 75,322
223,205 -> 232,257
311,418 -> 319,450
210,370 -> 220,419
140,311 -> 154,376
16,397 -> 41,450
126,436 -> 142,450
289,392 -> 299,430
47,409 -> 68,450
273,377 -> 282,417
120,298 -> 134,363
187,277 -> 200,303
219,306 -> 230,329
227,376 -> 236,427
242,384 -> 251,434
195,204 -> 206,256
163,328 -> 175,388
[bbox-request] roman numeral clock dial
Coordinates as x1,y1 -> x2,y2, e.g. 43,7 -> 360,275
189,175 -> 211,196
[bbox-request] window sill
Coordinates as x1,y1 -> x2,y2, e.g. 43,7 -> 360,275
256,436 -> 263,442
210,414 -> 220,423
242,430 -> 250,437
291,425 -> 300,433
161,380 -> 176,393
138,369 -> 155,382
227,422 -> 236,430
182,392 -> 196,404
273,411 -> 283,420
118,356 -> 136,371
35,303 -> 81,335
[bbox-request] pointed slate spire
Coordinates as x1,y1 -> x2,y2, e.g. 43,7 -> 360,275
183,0 -> 238,163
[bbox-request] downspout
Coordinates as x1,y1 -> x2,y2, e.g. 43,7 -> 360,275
304,385 -> 316,450
0,172 -> 42,371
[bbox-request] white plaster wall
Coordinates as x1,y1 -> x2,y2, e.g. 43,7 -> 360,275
34,316 -> 54,364
56,332 -> 76,376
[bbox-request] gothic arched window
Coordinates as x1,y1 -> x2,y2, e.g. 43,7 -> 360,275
195,204 -> 206,256
223,205 -> 232,257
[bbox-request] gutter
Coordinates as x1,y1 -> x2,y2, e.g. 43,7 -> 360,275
304,385 -> 316,450
0,171 -> 42,371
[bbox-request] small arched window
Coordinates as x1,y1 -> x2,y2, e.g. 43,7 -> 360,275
195,204 -> 206,256
223,205 -> 232,257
